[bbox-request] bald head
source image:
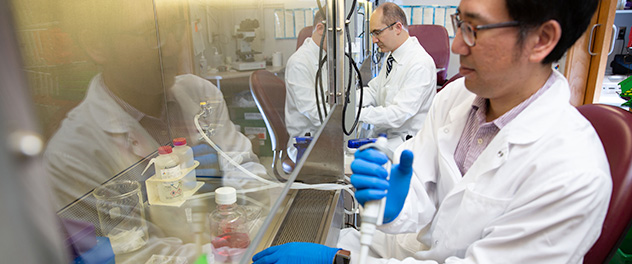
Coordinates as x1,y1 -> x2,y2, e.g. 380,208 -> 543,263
374,2 -> 408,30
370,3 -> 409,53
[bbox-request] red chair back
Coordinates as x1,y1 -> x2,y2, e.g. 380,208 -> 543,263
578,104 -> 632,263
296,26 -> 314,51
408,25 -> 450,86
249,70 -> 295,174
250,70 -> 288,152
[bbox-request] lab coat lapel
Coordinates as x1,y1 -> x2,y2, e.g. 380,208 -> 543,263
460,133 -> 509,184
88,74 -> 160,158
436,97 -> 472,183
447,71 -> 570,196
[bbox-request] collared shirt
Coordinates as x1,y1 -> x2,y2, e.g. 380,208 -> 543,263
358,36 -> 437,150
454,72 -> 558,175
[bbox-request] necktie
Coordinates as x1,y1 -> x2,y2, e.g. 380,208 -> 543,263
386,54 -> 395,77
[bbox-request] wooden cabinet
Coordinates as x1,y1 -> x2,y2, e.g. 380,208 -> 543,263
564,0 -> 618,106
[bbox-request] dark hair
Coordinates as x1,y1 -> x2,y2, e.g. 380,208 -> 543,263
506,0 -> 599,64
378,2 -> 408,29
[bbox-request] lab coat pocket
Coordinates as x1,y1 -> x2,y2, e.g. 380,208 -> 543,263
445,185 -> 511,250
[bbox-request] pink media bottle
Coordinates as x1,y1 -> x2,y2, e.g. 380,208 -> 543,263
209,187 -> 250,263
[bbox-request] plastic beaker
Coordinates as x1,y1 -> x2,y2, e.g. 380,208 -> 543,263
94,180 -> 148,254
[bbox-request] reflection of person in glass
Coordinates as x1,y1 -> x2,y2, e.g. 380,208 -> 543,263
44,0 -> 266,208
284,9 -> 327,162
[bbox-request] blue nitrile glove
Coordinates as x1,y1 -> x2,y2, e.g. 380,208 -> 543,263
350,148 -> 414,223
191,144 -> 219,176
252,242 -> 341,264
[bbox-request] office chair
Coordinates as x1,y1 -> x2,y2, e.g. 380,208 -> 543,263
249,70 -> 295,180
408,24 -> 450,87
577,104 -> 632,263
296,26 -> 314,51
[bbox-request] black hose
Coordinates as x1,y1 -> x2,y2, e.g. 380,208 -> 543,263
342,52 -> 363,136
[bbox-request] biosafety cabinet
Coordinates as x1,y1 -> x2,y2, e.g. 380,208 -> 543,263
2,0 -> 370,263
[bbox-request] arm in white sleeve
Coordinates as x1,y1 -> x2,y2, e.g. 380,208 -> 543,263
286,60 -> 326,128
359,64 -> 435,129
358,77 -> 379,107
377,102 -> 442,235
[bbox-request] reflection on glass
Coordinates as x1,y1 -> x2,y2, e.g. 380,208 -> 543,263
8,0 -> 317,262
284,9 -> 328,166
94,181 -> 148,254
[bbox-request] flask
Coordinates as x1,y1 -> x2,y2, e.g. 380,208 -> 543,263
209,187 -> 250,263
172,137 -> 197,190
200,55 -> 208,76
155,146 -> 183,203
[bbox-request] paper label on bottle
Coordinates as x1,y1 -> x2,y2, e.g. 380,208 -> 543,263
160,165 -> 181,179
160,180 -> 183,201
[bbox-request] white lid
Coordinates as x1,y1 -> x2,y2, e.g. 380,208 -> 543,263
215,187 -> 236,205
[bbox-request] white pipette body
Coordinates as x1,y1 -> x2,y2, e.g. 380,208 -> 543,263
358,136 -> 390,263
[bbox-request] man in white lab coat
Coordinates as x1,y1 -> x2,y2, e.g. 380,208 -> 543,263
44,0 -> 267,208
252,0 -> 612,263
46,1 -> 271,263
358,3 -> 437,151
284,9 -> 328,162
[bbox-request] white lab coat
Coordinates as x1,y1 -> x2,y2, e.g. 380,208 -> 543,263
285,37 -> 329,161
44,74 -> 266,208
359,37 -> 436,150
339,71 -> 612,263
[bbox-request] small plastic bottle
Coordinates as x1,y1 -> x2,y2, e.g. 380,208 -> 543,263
155,146 -> 183,203
209,187 -> 250,263
173,137 -> 197,190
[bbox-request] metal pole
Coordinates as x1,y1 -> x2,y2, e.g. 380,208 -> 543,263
327,0 -> 345,105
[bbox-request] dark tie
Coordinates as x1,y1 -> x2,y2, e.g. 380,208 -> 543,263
386,54 -> 395,77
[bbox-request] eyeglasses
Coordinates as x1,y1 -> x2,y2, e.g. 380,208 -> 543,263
450,13 -> 519,47
370,22 -> 398,37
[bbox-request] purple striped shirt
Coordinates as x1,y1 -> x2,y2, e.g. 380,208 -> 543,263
454,72 -> 558,175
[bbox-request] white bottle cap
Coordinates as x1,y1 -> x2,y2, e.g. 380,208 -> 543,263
215,187 -> 237,205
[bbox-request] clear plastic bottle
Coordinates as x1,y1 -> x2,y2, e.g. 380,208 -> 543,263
172,137 -> 197,190
155,146 -> 183,203
209,187 -> 250,263
200,55 -> 208,76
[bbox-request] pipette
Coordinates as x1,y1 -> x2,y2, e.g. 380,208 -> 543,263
357,135 -> 391,263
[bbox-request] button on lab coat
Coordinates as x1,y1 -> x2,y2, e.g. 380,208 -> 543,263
339,71 -> 612,263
